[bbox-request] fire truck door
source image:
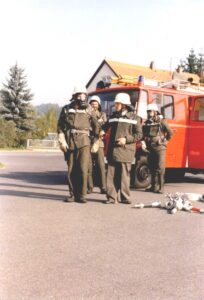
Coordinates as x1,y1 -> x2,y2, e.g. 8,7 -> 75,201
188,96 -> 204,169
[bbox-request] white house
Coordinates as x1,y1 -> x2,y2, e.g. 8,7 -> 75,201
86,59 -> 200,92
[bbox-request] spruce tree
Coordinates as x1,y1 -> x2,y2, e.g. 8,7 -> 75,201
183,49 -> 198,74
0,63 -> 35,131
197,51 -> 204,79
0,96 -> 9,116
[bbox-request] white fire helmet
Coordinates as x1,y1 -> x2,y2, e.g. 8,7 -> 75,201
114,93 -> 131,106
89,95 -> 101,105
72,86 -> 87,95
147,103 -> 160,113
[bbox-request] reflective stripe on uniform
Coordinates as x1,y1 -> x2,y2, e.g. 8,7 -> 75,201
144,122 -> 160,126
68,109 -> 87,114
70,129 -> 89,134
109,118 -> 137,124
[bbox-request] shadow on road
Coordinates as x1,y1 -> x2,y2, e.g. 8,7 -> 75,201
0,189 -> 66,202
0,171 -> 70,201
0,171 -> 67,185
0,183 -> 68,192
0,189 -> 106,203
87,197 -> 106,204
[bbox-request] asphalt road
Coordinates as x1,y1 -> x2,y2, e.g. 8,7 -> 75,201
0,151 -> 204,300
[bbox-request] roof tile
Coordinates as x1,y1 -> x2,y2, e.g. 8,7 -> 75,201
106,59 -> 200,83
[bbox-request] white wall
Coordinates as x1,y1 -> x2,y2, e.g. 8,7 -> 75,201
87,64 -> 116,92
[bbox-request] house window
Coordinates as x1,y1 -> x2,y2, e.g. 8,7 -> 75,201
193,98 -> 204,121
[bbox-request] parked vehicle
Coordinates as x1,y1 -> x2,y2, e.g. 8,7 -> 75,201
88,76 -> 204,189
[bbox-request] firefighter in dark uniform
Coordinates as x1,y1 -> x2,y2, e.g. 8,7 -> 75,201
103,93 -> 142,204
57,86 -> 100,203
87,95 -> 107,194
142,103 -> 173,194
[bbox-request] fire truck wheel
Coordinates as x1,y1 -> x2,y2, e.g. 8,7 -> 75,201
131,156 -> 151,189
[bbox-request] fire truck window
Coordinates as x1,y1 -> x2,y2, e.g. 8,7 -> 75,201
152,93 -> 162,113
193,98 -> 204,121
89,90 -> 140,117
138,90 -> 148,119
163,95 -> 174,119
130,90 -> 140,108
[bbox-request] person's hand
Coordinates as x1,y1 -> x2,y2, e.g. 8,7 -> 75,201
58,133 -> 68,152
99,130 -> 105,138
60,142 -> 68,152
141,140 -> 147,151
141,141 -> 149,153
91,140 -> 99,153
116,137 -> 126,146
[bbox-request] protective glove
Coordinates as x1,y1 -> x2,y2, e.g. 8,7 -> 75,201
116,137 -> 126,146
58,133 -> 68,152
91,139 -> 100,153
59,142 -> 68,152
141,141 -> 149,152
163,138 -> 168,146
99,130 -> 105,138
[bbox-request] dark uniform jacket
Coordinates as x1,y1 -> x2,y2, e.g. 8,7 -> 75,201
57,101 -> 100,150
103,109 -> 142,163
143,117 -> 173,151
92,110 -> 107,148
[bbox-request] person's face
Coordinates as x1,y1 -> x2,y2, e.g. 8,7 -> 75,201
90,101 -> 99,110
147,110 -> 156,118
115,102 -> 123,111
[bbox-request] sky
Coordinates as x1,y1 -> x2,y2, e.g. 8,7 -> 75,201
0,0 -> 204,106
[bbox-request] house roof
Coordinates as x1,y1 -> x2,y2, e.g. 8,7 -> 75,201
86,59 -> 200,88
106,59 -> 200,83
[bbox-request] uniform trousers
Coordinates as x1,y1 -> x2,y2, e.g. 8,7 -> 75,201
106,161 -> 131,202
66,146 -> 90,200
88,148 -> 106,190
148,148 -> 166,192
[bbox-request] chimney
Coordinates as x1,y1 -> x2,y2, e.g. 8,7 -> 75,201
150,61 -> 156,71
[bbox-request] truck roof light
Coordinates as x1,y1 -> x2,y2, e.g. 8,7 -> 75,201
138,75 -> 144,86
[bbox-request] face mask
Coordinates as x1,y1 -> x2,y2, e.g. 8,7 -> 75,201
76,93 -> 87,101
147,110 -> 156,120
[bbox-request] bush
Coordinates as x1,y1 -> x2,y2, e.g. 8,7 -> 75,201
15,130 -> 32,147
0,118 -> 17,148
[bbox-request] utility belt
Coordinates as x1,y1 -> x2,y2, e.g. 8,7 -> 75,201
70,129 -> 89,136
146,135 -> 165,146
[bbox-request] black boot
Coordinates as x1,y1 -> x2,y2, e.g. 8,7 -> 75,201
146,174 -> 155,192
76,196 -> 87,203
121,199 -> 132,204
87,187 -> 93,194
64,195 -> 75,202
100,188 -> 107,194
145,187 -> 155,192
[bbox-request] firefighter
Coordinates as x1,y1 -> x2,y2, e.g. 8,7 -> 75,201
103,92 -> 142,204
57,86 -> 100,203
87,95 -> 107,194
142,103 -> 173,194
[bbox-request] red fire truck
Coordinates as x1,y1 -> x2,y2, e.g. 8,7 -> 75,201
88,76 -> 204,189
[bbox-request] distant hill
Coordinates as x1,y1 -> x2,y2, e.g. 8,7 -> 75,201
35,103 -> 62,117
